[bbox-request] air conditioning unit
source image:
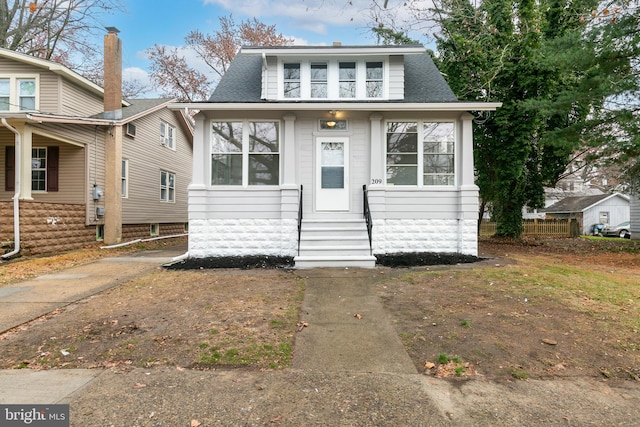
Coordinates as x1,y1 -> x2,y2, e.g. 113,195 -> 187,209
125,122 -> 136,138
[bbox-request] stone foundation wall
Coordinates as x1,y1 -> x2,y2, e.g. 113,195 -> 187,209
0,201 -> 96,256
372,219 -> 478,256
0,201 -> 187,256
189,218 -> 297,258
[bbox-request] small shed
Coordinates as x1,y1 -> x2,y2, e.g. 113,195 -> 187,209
543,193 -> 630,235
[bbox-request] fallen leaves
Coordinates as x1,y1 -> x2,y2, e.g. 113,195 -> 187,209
296,321 -> 309,331
354,313 -> 363,319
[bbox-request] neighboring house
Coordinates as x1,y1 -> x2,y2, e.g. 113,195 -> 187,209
0,29 -> 192,257
542,193 -> 630,235
631,194 -> 639,240
173,44 -> 500,267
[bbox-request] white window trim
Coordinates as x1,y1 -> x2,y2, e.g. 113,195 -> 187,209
121,158 -> 129,199
209,120 -> 281,188
0,74 -> 39,112
384,120 -> 457,187
278,59 -> 388,100
160,170 -> 176,203
160,121 -> 176,150
31,146 -> 47,192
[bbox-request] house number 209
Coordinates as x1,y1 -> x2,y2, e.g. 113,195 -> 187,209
371,178 -> 383,184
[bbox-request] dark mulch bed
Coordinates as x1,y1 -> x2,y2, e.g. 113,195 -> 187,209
166,252 -> 482,269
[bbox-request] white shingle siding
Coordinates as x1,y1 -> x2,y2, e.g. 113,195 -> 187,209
631,194 -> 639,239
388,55 -> 404,100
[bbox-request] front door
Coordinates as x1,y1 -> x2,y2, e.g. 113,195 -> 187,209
316,137 -> 349,211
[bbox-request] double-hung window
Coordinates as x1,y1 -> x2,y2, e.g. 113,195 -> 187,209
121,159 -> 129,198
31,147 -> 47,191
0,76 -> 37,111
310,63 -> 327,98
160,121 -> 175,149
160,170 -> 175,202
366,62 -> 383,98
0,78 -> 9,110
339,62 -> 356,98
386,121 -> 455,186
211,121 -> 280,186
283,63 -> 301,98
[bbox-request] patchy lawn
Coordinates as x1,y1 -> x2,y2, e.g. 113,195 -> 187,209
0,236 -> 638,382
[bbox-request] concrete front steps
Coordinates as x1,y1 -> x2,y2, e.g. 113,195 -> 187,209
294,218 -> 376,268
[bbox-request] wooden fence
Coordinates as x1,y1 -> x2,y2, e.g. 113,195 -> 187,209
480,219 -> 577,237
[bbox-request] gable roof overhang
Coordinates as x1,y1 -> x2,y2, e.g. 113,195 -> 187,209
0,47 -> 130,107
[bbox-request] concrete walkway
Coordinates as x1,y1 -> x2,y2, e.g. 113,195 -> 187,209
294,268 -> 416,374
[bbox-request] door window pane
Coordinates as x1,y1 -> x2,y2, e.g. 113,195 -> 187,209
321,142 -> 344,189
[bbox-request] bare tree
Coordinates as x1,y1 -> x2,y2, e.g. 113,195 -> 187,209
0,0 -> 123,72
147,15 -> 293,102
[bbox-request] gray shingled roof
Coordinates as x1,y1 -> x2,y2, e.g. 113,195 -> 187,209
209,48 -> 457,103
543,194 -> 613,213
91,98 -> 174,120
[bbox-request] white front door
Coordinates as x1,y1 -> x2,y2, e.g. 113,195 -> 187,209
316,136 -> 349,211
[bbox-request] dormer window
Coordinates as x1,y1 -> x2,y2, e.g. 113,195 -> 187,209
283,63 -> 300,98
339,62 -> 356,98
366,62 -> 383,98
279,60 -> 386,100
310,63 -> 327,98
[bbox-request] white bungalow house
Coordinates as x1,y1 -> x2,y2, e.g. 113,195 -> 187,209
173,45 -> 500,267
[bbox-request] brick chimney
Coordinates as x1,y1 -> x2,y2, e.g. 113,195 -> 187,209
103,27 -> 122,119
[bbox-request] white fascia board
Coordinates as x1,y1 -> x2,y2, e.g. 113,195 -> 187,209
241,46 -> 426,57
169,102 -> 502,112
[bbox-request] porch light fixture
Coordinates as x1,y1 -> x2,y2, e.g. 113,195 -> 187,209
326,110 -> 338,127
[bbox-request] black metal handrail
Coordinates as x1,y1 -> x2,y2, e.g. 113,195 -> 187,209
297,185 -> 303,256
363,184 -> 373,255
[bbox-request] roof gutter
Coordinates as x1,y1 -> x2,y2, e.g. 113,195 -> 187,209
1,118 -> 21,259
169,101 -> 503,112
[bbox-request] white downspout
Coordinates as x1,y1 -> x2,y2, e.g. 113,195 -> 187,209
1,118 -> 21,259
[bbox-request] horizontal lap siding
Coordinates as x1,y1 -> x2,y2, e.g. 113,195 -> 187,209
122,109 -> 192,224
631,195 -> 639,239
388,55 -> 404,100
60,79 -> 104,116
189,189 -> 282,219
381,190 -> 461,219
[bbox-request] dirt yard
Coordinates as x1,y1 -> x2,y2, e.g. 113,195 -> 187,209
0,237 -> 639,383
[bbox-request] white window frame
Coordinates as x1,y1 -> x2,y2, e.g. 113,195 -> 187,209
278,60 -> 388,100
160,121 -> 176,150
31,147 -> 47,192
0,75 -> 39,112
121,159 -> 129,198
385,120 -> 456,187
210,120 -> 281,187
160,170 -> 175,203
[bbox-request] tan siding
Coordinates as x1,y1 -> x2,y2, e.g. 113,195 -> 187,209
86,127 -> 106,225
122,108 -> 192,224
60,79 -> 104,116
0,128 -> 13,200
30,134 -> 86,204
388,55 -> 404,100
38,73 -> 61,113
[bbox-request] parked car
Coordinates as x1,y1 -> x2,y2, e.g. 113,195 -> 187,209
601,221 -> 631,238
